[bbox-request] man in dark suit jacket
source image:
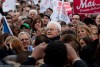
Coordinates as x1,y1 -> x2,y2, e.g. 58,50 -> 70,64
22,41 -> 88,67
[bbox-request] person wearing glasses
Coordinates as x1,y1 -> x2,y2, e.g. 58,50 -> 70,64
46,21 -> 61,41
71,14 -> 81,24
18,31 -> 33,52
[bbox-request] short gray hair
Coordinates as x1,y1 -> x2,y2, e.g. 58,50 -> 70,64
29,9 -> 38,15
18,31 -> 31,40
47,21 -> 61,32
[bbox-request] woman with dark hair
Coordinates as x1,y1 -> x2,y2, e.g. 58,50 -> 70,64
79,36 -> 93,48
34,34 -> 49,47
60,34 -> 81,56
32,15 -> 43,38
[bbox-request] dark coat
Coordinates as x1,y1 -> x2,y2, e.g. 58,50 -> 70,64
73,60 -> 88,67
22,57 -> 88,67
48,35 -> 60,42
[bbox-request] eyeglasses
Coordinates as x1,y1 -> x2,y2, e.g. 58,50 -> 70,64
20,38 -> 29,41
72,18 -> 80,20
46,28 -> 57,31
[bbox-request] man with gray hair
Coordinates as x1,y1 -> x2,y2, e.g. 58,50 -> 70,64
18,31 -> 33,51
46,21 -> 61,41
28,9 -> 38,19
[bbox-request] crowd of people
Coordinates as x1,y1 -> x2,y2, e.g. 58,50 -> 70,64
0,0 -> 100,67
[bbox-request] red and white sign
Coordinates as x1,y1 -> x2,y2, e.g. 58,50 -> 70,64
58,1 -> 72,16
51,1 -> 72,23
74,0 -> 100,14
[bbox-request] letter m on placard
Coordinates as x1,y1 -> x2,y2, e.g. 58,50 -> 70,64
76,0 -> 87,9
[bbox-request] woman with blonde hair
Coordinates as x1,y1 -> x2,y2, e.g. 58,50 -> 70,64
76,22 -> 93,40
5,36 -> 25,54
89,24 -> 98,40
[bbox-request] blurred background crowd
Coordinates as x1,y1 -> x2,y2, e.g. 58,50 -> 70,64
0,0 -> 99,67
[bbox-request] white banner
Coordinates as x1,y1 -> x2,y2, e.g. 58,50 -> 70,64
2,0 -> 16,12
50,0 -> 59,10
50,0 -> 59,21
33,0 -> 38,5
59,1 -> 71,23
40,0 -> 51,13
68,0 -> 73,2
51,1 -> 72,24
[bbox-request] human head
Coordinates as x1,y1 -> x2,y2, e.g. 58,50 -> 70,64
60,34 -> 80,55
32,15 -> 43,31
20,23 -> 31,34
23,17 -> 33,27
76,22 -> 93,39
42,14 -> 50,27
11,24 -> 20,37
79,36 -> 93,47
44,41 -> 67,67
29,9 -> 38,19
68,23 -> 77,31
45,8 -> 53,16
34,34 -> 49,47
89,24 -> 98,40
72,14 -> 81,24
24,6 -> 31,13
18,32 -> 31,50
59,20 -> 69,33
61,29 -> 76,37
96,14 -> 100,26
5,36 -> 25,54
46,21 -> 61,38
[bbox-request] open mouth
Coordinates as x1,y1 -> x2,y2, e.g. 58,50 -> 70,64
47,34 -> 52,35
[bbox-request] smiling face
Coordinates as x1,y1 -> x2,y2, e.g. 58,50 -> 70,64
90,25 -> 98,34
90,25 -> 98,40
18,34 -> 30,49
46,24 -> 60,38
96,15 -> 100,25
78,27 -> 87,39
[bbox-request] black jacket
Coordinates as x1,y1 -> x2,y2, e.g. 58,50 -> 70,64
22,57 -> 88,67
48,35 -> 60,42
73,60 -> 88,67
